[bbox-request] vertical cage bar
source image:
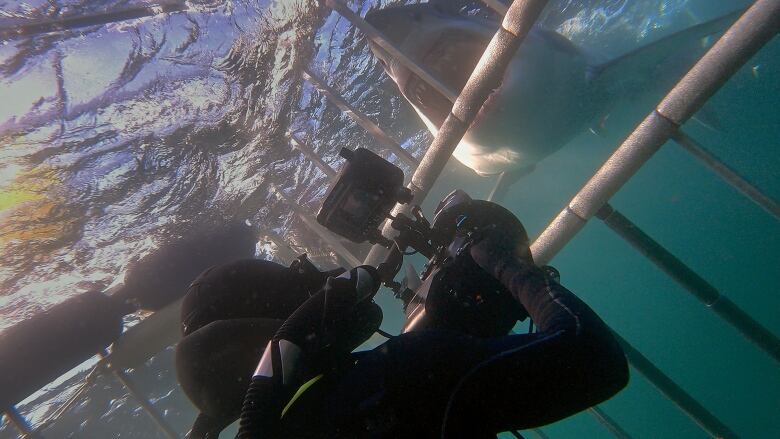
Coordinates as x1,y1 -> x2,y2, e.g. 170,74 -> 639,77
364,0 -> 551,266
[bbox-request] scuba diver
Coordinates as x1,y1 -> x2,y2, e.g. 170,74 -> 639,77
176,191 -> 629,438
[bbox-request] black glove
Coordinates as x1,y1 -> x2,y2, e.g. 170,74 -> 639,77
273,265 -> 381,353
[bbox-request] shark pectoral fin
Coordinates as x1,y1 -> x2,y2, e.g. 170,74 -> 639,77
590,8 -> 745,91
486,165 -> 535,202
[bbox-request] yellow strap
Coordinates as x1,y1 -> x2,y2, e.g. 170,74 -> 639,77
280,374 -> 324,419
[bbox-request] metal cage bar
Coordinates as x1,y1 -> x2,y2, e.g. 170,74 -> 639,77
270,185 -> 362,267
597,204 -> 780,363
531,0 -> 780,266
671,130 -> 780,221
287,132 -> 339,181
302,68 -> 418,167
614,334 -> 737,438
589,406 -> 632,439
530,428 -> 551,439
364,0 -> 552,266
325,0 -> 458,103
108,367 -> 180,439
0,1 -> 188,40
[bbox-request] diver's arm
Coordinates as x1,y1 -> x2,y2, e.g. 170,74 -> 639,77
236,267 -> 381,438
450,231 -> 629,433
469,230 -> 621,343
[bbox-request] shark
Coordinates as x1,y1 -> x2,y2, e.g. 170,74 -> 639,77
364,3 -> 742,179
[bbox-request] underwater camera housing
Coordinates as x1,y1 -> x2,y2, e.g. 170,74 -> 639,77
317,149 -> 525,338
317,148 -> 412,245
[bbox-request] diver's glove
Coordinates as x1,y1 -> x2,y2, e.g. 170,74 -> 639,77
469,227 -> 571,332
468,228 -> 561,289
273,265 -> 381,352
237,266 -> 381,439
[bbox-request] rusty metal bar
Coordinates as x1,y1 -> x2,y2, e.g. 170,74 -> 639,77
302,67 -> 418,167
671,130 -> 780,221
596,204 -> 780,363
325,0 -> 458,103
531,1 -> 780,266
365,0 -> 551,266
287,131 -> 339,181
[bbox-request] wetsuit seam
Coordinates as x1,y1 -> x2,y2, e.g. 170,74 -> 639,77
543,276 -> 581,336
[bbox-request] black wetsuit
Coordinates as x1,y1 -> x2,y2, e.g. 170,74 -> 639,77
279,257 -> 629,438
177,256 -> 628,438
176,259 -> 324,436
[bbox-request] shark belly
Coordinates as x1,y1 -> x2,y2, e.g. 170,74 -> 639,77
410,104 -> 527,176
406,39 -> 593,176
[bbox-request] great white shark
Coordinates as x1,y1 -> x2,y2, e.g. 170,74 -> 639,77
364,3 -> 742,178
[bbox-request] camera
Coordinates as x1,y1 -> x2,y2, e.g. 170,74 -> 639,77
316,148 -> 412,245
316,149 -> 525,337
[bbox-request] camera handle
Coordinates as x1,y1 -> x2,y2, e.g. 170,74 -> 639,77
368,205 -> 437,305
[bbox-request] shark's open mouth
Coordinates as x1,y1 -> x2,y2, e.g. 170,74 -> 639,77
403,30 -> 489,128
